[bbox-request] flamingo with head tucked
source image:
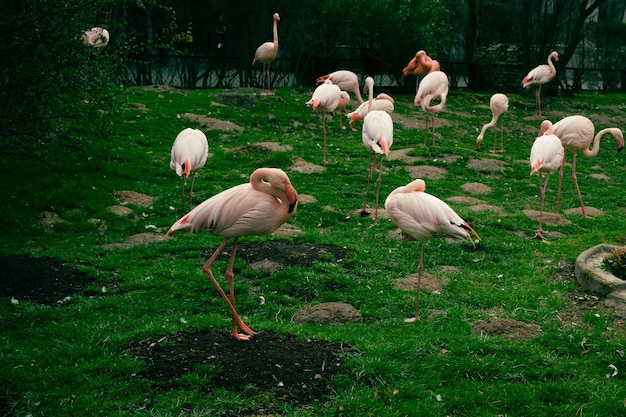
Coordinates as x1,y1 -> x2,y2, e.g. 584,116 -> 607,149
539,116 -> 624,218
166,168 -> 298,341
414,71 -> 448,146
170,128 -> 209,211
252,13 -> 280,95
522,51 -> 558,118
347,76 -> 394,130
316,70 -> 364,104
530,124 -> 564,240
385,178 -> 479,321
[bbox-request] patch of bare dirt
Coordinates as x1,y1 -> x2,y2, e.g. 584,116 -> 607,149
467,158 -> 507,172
564,206 -> 604,217
123,329 -> 353,408
215,92 -> 259,108
447,196 -> 487,205
181,113 -> 244,132
387,148 -> 423,164
100,233 -> 165,249
472,318 -> 542,340
394,273 -> 449,293
469,204 -> 505,213
522,210 -> 572,226
114,190 -> 155,207
226,141 -> 292,154
292,302 -> 361,324
290,157 -> 325,174
403,165 -> 448,180
462,182 -> 492,195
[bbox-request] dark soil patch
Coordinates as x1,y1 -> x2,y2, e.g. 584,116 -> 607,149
215,93 -> 258,108
0,255 -> 98,304
123,328 -> 353,408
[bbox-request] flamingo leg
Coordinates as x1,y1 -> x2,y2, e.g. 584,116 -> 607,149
202,237 -> 256,341
322,114 -> 328,164
430,112 -> 436,146
372,155 -> 384,225
498,122 -> 505,152
188,172 -> 197,210
535,85 -> 543,117
534,172 -> 550,240
423,112 -> 429,146
570,151 -> 587,218
405,242 -> 424,322
555,152 -> 567,215
361,151 -> 374,216
180,176 -> 186,213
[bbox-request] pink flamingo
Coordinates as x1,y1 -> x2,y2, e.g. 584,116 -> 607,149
414,71 -> 448,146
539,116 -> 624,218
522,51 -> 558,118
82,27 -> 109,47
361,108 -> 393,225
347,77 -> 394,130
476,93 -> 509,152
402,50 -> 440,92
170,128 -> 209,211
530,125 -> 564,240
166,168 -> 299,341
385,179 -> 480,322
252,13 -> 280,95
306,80 -> 342,163
316,70 -> 364,104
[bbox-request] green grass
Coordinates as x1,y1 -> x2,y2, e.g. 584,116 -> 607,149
1,85 -> 626,416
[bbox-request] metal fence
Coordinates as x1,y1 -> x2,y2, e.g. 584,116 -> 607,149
120,54 -> 626,94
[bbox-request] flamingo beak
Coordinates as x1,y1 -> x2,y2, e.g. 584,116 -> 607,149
285,183 -> 299,213
617,133 -> 624,152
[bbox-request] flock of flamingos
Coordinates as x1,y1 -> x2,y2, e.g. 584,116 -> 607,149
131,12 -> 624,341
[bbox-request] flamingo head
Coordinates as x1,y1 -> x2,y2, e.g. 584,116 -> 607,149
284,182 -> 299,213
476,135 -> 483,150
348,112 -> 360,124
376,136 -> 390,156
538,120 -> 554,136
616,130 -> 624,152
315,75 -> 330,85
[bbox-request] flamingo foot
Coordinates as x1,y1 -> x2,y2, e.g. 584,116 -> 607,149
232,331 -> 255,341
498,148 -> 505,152
404,316 -> 420,323
533,231 -> 550,242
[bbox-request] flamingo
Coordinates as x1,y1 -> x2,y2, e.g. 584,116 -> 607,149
522,51 -> 559,118
316,70 -> 364,104
170,128 -> 209,211
530,125 -> 564,240
402,50 -> 440,92
347,77 -> 394,130
166,168 -> 299,341
252,13 -> 280,95
306,80 -> 342,163
539,116 -> 624,218
385,179 -> 480,322
336,91 -> 351,130
414,71 -> 448,146
361,109 -> 393,225
476,93 -> 509,152
82,27 -> 109,47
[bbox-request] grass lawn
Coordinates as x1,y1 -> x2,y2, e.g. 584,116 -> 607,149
1,84 -> 625,416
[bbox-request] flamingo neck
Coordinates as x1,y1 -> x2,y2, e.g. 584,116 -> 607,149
584,128 -> 618,157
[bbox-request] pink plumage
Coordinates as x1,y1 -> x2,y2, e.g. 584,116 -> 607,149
347,77 -> 394,128
306,80 -> 342,163
170,128 -> 209,210
166,168 -> 298,340
522,51 -> 558,117
529,128 -> 564,240
539,116 -> 624,217
402,50 -> 440,78
414,71 -> 449,146
316,70 -> 363,104
252,13 -> 280,95
385,179 -> 479,321
476,93 -> 509,152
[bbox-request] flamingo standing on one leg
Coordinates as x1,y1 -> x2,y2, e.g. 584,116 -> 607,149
316,70 -> 364,104
347,76 -> 394,130
385,179 -> 480,322
306,80 -> 342,163
414,71 -> 448,146
476,93 -> 509,152
166,168 -> 298,341
170,128 -> 209,211
252,13 -> 280,95
522,51 -> 558,118
530,126 -> 564,240
361,108 -> 393,225
539,116 -> 624,218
